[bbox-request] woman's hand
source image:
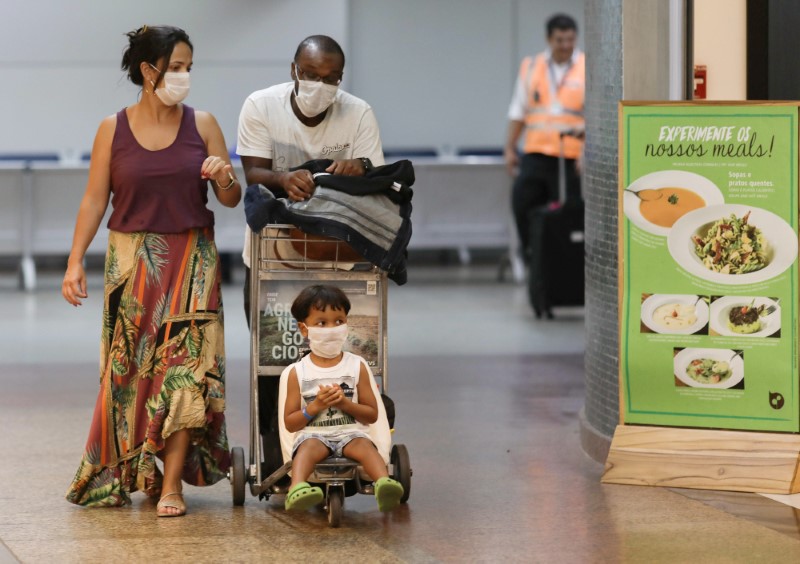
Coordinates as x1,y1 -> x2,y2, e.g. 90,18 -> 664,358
62,261 -> 88,306
201,155 -> 235,187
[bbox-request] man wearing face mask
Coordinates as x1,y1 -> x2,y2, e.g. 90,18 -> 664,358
236,35 -> 384,479
237,34 -> 384,315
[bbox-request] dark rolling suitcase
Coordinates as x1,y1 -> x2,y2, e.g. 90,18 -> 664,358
527,132 -> 585,319
527,200 -> 585,318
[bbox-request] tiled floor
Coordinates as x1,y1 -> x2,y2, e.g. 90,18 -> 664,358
1,261 -> 800,562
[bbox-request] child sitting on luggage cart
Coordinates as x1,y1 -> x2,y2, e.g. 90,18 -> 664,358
283,284 -> 404,512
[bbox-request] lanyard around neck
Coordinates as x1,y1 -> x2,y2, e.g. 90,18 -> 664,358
547,57 -> 573,98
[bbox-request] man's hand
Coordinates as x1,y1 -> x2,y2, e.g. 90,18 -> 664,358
326,159 -> 366,176
504,146 -> 519,177
280,169 -> 316,201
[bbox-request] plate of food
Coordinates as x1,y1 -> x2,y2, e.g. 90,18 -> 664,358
641,294 -> 709,335
674,347 -> 744,389
667,204 -> 798,285
709,296 -> 780,338
623,170 -> 724,236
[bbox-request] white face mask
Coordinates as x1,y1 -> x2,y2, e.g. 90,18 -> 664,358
294,79 -> 338,117
150,65 -> 190,106
306,324 -> 348,359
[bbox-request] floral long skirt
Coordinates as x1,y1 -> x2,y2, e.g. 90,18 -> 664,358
66,228 -> 230,506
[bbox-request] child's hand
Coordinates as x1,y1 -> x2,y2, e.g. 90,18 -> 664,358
307,386 -> 326,413
325,384 -> 346,406
312,385 -> 335,408
315,384 -> 345,406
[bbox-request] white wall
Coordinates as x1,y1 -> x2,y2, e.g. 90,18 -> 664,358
2,0 -> 584,155
2,0 -> 348,154
623,0 -> 671,100
349,0 -> 585,151
693,0 -> 747,100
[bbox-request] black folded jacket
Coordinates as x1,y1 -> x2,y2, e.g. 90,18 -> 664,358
244,159 -> 415,284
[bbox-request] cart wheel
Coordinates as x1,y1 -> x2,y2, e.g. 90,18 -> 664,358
391,444 -> 412,503
230,447 -> 246,506
327,487 -> 344,528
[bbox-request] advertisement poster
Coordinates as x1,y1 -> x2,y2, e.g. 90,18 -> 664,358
620,103 -> 799,431
258,279 -> 382,371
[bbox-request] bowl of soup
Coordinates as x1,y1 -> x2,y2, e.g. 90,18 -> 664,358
623,171 -> 724,236
638,187 -> 706,227
641,293 -> 709,335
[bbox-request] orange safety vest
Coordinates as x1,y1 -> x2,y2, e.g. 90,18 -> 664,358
520,52 -> 585,159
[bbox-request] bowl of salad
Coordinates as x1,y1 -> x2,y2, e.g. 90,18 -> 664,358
668,204 -> 797,285
673,347 -> 745,389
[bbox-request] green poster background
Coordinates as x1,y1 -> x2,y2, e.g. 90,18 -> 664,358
620,103 -> 799,432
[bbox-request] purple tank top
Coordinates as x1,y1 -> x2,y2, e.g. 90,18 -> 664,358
108,105 -> 214,233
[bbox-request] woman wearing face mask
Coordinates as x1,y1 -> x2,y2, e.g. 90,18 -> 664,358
62,25 -> 240,517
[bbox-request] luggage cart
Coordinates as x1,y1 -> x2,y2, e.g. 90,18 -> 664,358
229,225 -> 411,525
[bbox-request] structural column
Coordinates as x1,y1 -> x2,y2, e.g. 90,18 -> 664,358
581,0 -> 674,461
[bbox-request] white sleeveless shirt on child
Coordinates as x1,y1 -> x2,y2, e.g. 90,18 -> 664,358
279,351 -> 392,464
296,351 -> 371,437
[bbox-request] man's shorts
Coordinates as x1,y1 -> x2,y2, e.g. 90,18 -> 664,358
292,431 -> 373,458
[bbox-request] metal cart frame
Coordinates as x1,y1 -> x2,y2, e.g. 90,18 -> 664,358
228,225 -> 410,525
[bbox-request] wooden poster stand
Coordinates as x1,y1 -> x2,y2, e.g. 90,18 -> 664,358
603,102 -> 800,495
602,424 -> 800,494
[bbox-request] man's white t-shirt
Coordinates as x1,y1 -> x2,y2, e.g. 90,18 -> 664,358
237,82 -> 385,266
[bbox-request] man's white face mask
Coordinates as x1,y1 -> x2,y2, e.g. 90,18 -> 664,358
294,79 -> 338,117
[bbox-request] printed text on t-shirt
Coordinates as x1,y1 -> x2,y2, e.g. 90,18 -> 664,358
322,142 -> 351,156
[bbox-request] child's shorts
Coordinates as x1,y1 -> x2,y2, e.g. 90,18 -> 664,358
292,431 -> 373,458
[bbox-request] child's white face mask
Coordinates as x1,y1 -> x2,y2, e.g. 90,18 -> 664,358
306,324 -> 348,358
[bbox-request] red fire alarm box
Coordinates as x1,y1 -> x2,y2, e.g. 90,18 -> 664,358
693,65 -> 707,99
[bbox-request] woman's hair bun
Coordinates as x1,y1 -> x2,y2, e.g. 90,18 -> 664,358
120,25 -> 192,87
125,25 -> 148,45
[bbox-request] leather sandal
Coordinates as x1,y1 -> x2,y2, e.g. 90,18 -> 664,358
157,492 -> 186,517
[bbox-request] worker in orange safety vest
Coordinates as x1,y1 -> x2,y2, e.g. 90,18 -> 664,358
504,13 -> 585,261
